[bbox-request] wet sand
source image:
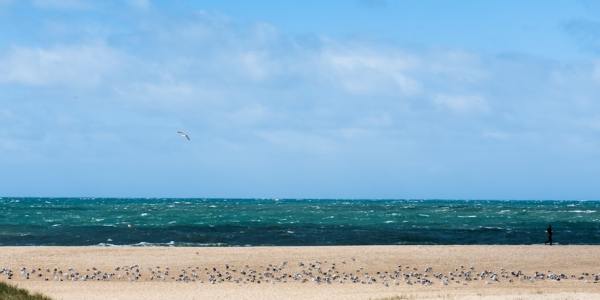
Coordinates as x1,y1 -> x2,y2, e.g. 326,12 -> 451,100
1,245 -> 600,299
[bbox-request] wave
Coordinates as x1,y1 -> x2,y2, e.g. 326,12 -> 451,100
2,198 -> 600,245
95,241 -> 229,247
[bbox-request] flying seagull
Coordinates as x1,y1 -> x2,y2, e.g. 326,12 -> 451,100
177,131 -> 190,141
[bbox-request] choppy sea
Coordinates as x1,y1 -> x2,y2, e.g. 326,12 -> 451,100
1,198 -> 599,246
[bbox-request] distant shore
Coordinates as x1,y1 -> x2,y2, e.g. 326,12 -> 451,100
1,245 -> 600,299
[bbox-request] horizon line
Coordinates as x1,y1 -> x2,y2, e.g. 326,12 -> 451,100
2,196 -> 599,201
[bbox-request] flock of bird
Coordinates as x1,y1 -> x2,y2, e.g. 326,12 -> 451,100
1,260 -> 599,286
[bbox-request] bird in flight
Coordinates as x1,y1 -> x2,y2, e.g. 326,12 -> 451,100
177,131 -> 190,141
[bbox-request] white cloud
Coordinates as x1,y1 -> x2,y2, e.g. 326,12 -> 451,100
592,60 -> 600,83
427,51 -> 487,83
225,105 -> 271,127
0,43 -> 121,87
320,46 -> 421,95
575,116 -> 600,131
433,94 -> 489,114
255,129 -> 339,155
482,130 -> 511,140
3,7 -> 600,197
113,80 -> 221,110
128,0 -> 150,10
1,11 -> 598,162
238,51 -> 272,81
31,0 -> 91,10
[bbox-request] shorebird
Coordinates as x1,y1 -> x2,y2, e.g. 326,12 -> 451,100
177,131 -> 191,141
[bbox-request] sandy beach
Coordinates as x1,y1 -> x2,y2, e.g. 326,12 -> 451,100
1,246 -> 600,300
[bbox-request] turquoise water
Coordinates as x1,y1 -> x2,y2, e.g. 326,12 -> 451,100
1,198 -> 599,246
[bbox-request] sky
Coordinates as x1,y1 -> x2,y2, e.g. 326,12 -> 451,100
1,0 -> 600,199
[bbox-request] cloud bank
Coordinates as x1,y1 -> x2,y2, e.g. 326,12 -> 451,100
1,2 -> 599,198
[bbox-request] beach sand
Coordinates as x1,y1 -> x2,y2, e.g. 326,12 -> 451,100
1,246 -> 599,299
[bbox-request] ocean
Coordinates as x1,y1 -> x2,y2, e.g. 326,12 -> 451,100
1,198 -> 599,246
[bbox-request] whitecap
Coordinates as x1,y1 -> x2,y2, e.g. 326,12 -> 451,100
418,214 -> 430,217
483,226 -> 503,230
132,242 -> 152,246
385,220 -> 395,224
140,213 -> 148,217
458,215 -> 477,218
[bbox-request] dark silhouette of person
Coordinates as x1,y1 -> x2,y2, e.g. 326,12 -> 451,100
545,224 -> 553,245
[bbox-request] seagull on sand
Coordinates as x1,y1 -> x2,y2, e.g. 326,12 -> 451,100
177,131 -> 190,141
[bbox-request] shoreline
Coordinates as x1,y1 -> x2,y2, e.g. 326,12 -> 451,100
1,245 -> 600,299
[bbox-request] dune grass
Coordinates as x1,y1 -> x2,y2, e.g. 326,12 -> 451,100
0,281 -> 52,300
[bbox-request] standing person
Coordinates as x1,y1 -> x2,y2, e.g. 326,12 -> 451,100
545,224 -> 553,246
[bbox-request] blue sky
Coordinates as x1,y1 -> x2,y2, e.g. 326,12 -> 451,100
1,0 -> 600,199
